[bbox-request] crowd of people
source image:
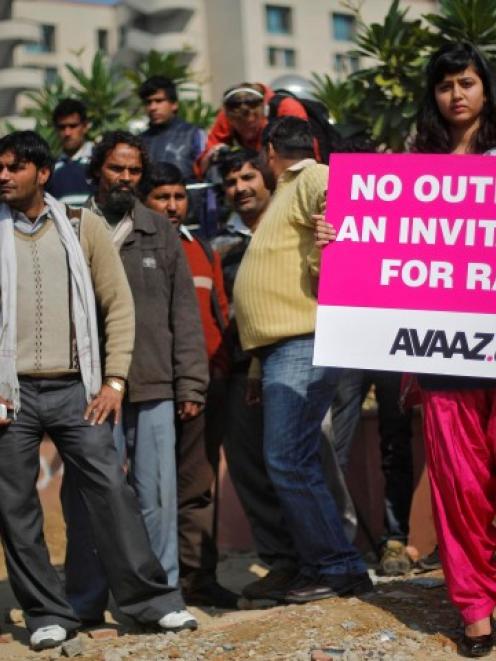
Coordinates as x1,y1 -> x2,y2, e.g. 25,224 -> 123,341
0,39 -> 494,658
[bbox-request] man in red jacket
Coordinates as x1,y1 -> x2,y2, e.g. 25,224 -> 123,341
141,162 -> 238,609
196,82 -> 308,176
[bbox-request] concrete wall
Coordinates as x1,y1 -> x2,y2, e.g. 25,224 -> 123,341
13,0 -> 119,112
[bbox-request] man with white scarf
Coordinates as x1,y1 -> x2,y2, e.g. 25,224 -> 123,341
0,131 -> 197,651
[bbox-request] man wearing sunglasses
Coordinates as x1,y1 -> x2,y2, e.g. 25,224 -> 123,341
47,98 -> 93,207
197,83 -> 308,176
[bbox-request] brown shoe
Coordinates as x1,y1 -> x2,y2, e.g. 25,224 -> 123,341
379,540 -> 413,576
242,567 -> 298,600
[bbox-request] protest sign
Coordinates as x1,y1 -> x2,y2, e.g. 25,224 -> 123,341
313,153 -> 496,377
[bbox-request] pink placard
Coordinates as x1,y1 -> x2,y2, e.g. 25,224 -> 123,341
319,153 -> 496,315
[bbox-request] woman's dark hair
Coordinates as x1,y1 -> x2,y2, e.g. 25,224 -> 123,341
140,162 -> 185,198
87,130 -> 150,184
0,131 -> 54,173
414,42 -> 496,154
217,148 -> 276,192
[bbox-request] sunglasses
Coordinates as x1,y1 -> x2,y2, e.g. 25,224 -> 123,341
225,97 -> 263,113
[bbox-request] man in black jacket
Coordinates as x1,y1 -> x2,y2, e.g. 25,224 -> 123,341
63,131 -> 209,627
140,76 -> 203,182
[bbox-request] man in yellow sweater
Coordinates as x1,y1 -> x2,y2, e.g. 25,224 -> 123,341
233,117 -> 371,603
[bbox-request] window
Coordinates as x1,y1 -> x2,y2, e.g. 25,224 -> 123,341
44,67 -> 58,85
334,53 -> 360,75
266,5 -> 292,34
118,25 -> 127,48
97,29 -> 108,54
25,24 -> 56,53
332,13 -> 355,41
267,47 -> 296,67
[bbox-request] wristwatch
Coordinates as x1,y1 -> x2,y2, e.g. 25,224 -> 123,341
105,377 -> 126,394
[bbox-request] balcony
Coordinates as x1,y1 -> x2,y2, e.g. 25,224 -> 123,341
0,19 -> 40,45
0,66 -> 43,117
126,27 -> 195,54
123,0 -> 198,14
0,66 -> 43,90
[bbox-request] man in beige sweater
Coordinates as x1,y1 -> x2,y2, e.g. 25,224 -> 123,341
233,117 -> 371,603
0,131 -> 196,652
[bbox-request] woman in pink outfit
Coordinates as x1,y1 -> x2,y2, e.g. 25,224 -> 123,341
412,42 -> 496,658
315,42 -> 496,658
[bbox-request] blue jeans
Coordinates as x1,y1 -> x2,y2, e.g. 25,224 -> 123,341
259,335 -> 366,577
63,399 -> 178,620
118,400 -> 179,585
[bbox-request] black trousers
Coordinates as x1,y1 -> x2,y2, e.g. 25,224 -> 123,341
332,369 -> 413,540
223,373 -> 298,569
0,377 -> 184,633
176,409 -> 218,587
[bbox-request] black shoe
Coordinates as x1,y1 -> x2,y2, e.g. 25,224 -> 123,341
242,567 -> 299,600
418,546 -> 441,571
79,617 -> 106,630
183,581 -> 240,609
283,578 -> 337,604
458,633 -> 494,657
283,572 -> 373,604
346,572 -> 374,596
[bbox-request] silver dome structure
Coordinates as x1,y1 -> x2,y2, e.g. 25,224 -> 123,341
269,74 -> 316,101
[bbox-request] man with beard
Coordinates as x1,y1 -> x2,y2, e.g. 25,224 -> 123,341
63,131 -> 208,625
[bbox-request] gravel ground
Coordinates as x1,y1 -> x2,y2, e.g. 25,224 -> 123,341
0,481 -> 482,660
0,557 -> 485,661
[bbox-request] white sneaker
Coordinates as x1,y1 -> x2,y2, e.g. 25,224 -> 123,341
30,624 -> 67,650
158,609 -> 198,632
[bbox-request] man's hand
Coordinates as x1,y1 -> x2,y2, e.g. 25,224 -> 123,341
0,396 -> 13,427
313,214 -> 337,248
84,384 -> 123,425
177,401 -> 203,421
245,378 -> 262,406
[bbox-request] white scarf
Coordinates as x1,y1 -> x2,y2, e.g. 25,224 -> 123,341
0,192 -> 101,414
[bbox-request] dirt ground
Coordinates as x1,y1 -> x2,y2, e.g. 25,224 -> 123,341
0,494 -> 489,661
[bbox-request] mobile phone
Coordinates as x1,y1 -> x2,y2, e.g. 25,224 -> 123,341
0,404 -> 14,420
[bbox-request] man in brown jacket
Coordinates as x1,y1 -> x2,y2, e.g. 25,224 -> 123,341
63,131 -> 209,625
0,131 -> 198,652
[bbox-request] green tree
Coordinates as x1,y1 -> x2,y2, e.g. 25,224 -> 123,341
178,92 -> 217,130
124,49 -> 191,92
348,0 -> 431,150
424,0 -> 496,60
21,51 -> 134,151
66,50 -> 134,138
22,77 -> 71,151
312,0 -> 496,151
310,73 -> 363,125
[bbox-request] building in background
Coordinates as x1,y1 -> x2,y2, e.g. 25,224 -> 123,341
2,0 -> 438,126
205,0 -> 438,103
0,0 -> 42,125
117,0 -> 438,104
13,0 -> 119,84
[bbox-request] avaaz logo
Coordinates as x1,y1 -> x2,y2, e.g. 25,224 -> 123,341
389,329 -> 496,361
